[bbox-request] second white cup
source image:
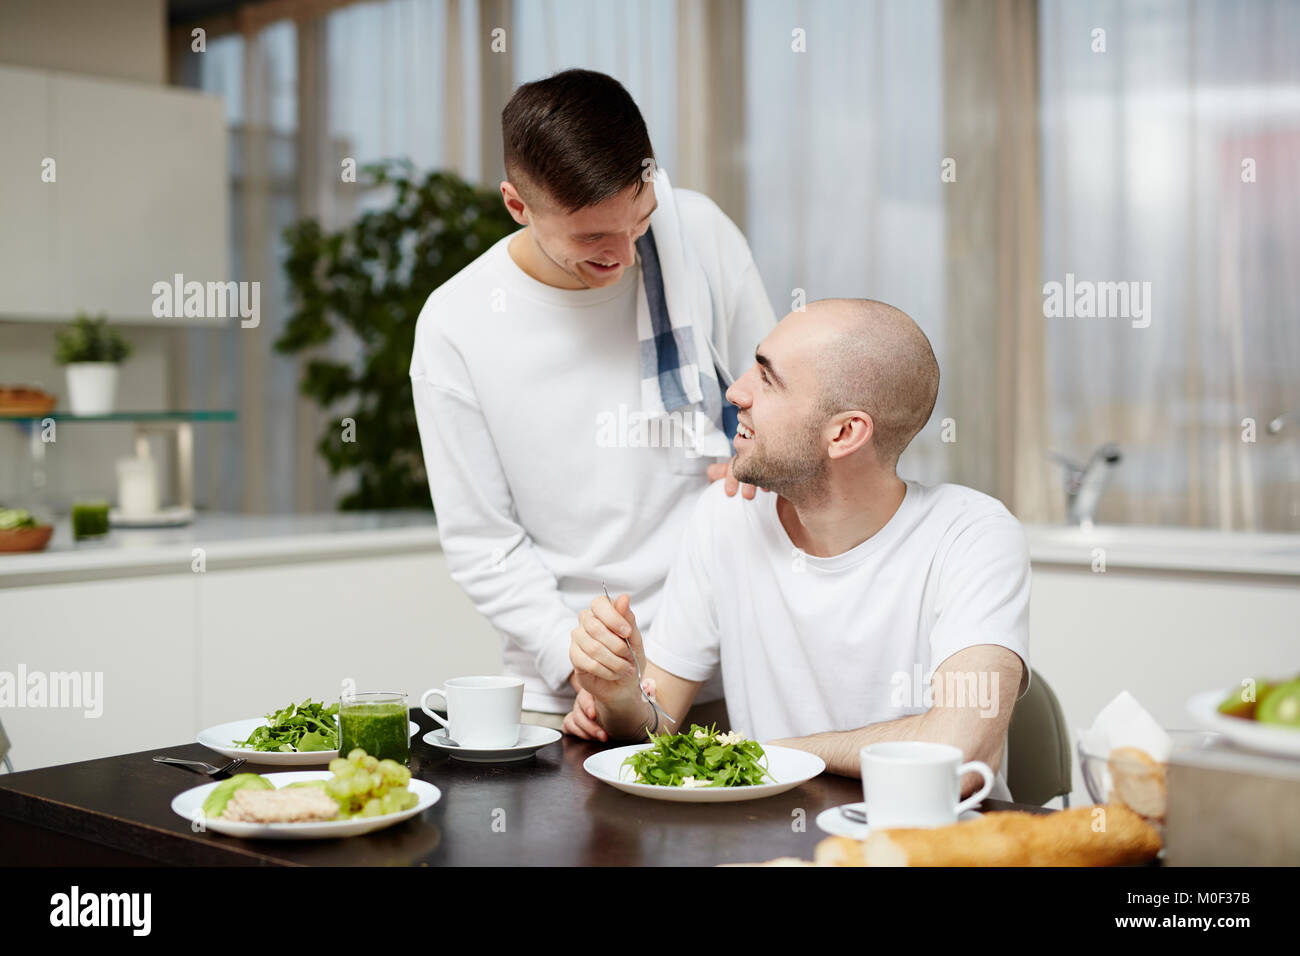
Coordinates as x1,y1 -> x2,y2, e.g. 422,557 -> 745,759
860,741 -> 995,829
421,676 -> 523,749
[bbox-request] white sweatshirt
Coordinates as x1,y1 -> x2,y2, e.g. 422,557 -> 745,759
410,190 -> 777,712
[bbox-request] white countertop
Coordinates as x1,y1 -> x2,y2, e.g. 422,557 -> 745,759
6,511 -> 1297,587
0,511 -> 441,587
1024,523 -> 1300,577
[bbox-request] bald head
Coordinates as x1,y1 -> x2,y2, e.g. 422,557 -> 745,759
803,298 -> 939,466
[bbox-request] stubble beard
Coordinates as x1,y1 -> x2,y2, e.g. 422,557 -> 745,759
732,420 -> 829,503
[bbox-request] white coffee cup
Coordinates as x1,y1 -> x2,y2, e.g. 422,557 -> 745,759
860,741 -> 995,829
420,676 -> 523,749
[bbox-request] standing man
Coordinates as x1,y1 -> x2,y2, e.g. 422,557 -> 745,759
410,69 -> 776,737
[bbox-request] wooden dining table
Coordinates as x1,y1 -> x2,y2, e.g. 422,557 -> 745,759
0,709 -> 1052,866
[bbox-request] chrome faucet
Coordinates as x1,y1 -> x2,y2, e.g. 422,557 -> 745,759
1268,410 -> 1299,434
1049,443 -> 1122,526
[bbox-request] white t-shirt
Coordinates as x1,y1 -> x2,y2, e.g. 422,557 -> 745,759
642,480 -> 1032,800
410,192 -> 776,712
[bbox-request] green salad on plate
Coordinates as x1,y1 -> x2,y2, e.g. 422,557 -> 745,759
622,723 -> 774,787
233,699 -> 340,752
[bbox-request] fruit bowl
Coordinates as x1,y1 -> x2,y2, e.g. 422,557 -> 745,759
1187,684 -> 1300,758
1077,729 -> 1220,831
0,524 -> 54,553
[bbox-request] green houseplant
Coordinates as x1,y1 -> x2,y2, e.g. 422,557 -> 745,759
54,313 -> 133,415
276,160 -> 517,510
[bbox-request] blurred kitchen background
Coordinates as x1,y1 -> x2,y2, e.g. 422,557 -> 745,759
1,0 -> 1297,798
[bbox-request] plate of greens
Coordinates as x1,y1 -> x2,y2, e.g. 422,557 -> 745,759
197,699 -> 419,766
583,724 -> 825,803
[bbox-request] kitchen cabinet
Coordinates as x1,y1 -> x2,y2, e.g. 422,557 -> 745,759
0,575 -> 200,769
0,64 -> 228,322
195,553 -> 496,729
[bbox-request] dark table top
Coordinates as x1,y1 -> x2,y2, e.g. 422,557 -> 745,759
0,709 -> 1051,866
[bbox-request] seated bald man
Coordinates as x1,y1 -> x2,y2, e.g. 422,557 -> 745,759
569,298 -> 1031,799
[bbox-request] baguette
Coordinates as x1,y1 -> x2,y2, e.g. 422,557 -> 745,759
815,805 -> 1160,867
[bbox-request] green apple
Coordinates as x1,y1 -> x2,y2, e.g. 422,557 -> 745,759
1256,680 -> 1300,729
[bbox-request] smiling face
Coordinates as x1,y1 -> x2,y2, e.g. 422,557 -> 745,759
726,312 -> 835,496
502,178 -> 657,290
727,299 -> 940,497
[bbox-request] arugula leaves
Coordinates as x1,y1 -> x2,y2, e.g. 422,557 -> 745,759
234,699 -> 340,752
622,723 -> 774,787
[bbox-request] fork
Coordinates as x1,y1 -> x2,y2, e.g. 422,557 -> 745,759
602,583 -> 677,727
153,756 -> 246,778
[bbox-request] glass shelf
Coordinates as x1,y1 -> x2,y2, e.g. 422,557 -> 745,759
0,410 -> 237,423
4,411 -> 237,516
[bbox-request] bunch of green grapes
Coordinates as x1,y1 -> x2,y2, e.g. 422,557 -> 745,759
325,748 -> 419,818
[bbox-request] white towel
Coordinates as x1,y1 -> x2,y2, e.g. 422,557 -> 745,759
634,167 -> 735,460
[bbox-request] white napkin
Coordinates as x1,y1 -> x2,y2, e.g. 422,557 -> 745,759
1079,690 -> 1172,763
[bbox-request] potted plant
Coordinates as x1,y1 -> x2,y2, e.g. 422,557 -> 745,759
276,161 -> 516,509
54,313 -> 132,415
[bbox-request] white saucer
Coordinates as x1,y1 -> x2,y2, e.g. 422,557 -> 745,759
815,802 -> 981,839
422,724 -> 561,762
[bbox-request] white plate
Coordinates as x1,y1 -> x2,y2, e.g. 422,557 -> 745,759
815,802 -> 981,839
422,724 -> 561,762
583,743 -> 825,803
110,506 -> 194,527
170,770 -> 440,839
197,717 -> 421,766
1187,688 -> 1300,758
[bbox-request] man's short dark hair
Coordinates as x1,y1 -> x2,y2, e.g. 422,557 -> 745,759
502,69 -> 655,212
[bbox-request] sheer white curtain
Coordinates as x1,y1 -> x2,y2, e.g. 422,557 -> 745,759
743,0 -> 950,486
174,0 -> 1298,526
181,21 -> 306,514
327,0 -> 482,187
176,0 -> 679,512
1040,0 -> 1300,530
513,0 -> 678,170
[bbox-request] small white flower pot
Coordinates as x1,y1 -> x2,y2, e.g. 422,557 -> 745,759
65,363 -> 120,416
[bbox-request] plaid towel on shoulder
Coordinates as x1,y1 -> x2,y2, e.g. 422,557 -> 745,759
634,169 -> 736,459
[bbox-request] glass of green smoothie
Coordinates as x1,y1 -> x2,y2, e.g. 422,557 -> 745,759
71,500 -> 111,539
339,692 -> 410,765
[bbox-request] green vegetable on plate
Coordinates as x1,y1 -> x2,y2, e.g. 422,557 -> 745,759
622,723 -> 774,787
233,699 -> 340,752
